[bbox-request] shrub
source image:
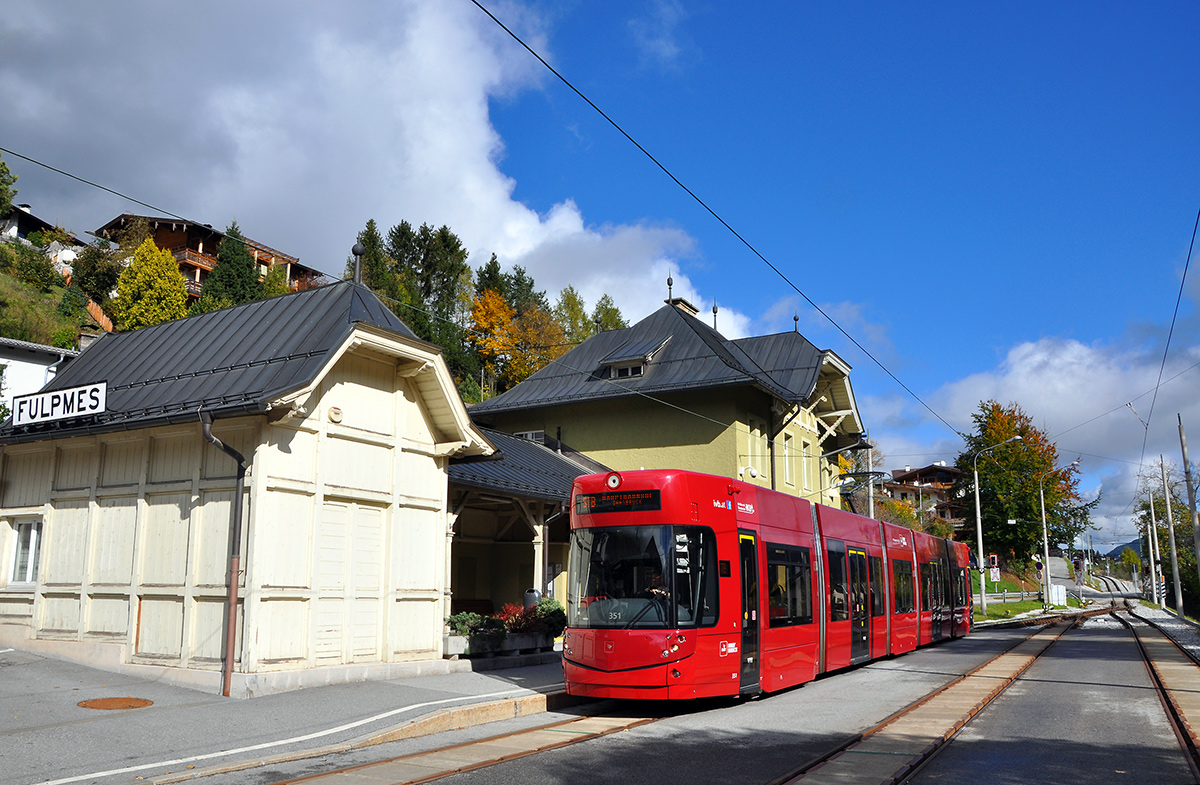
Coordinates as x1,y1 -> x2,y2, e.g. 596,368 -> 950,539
446,611 -> 507,647
533,597 -> 567,637
57,285 -> 87,318
14,244 -> 57,290
496,599 -> 567,636
49,327 -> 76,350
0,243 -> 15,271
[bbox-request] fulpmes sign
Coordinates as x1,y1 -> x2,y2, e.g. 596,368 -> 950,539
13,382 -> 107,427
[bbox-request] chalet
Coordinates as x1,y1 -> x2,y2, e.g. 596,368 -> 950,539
881,462 -> 965,527
95,214 -> 327,299
0,281 -> 493,697
469,297 -> 866,508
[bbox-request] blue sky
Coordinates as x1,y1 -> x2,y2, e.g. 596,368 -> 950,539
3,1 -> 1199,550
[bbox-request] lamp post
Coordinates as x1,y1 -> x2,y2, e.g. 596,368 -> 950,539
1037,460 -> 1079,610
972,435 -> 1022,614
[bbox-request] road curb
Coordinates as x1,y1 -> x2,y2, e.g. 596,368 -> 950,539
152,690 -> 594,784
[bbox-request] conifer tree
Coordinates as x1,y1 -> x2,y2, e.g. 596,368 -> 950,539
203,222 -> 262,305
112,239 -> 187,330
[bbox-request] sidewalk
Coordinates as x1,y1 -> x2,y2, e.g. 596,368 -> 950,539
1,646 -> 572,785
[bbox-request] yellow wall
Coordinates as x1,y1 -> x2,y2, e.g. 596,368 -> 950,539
482,388 -> 844,508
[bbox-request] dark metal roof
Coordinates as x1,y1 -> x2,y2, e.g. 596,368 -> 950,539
0,281 -> 424,444
470,303 -> 822,416
732,332 -> 825,400
449,428 -> 598,502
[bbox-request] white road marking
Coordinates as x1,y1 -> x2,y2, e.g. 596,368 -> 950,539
32,687 -> 532,785
0,648 -> 14,654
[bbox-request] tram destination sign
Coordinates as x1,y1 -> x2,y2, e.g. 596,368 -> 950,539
575,489 -> 661,515
12,382 -> 107,427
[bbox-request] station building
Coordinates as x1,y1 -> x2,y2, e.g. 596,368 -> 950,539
0,281 -> 495,696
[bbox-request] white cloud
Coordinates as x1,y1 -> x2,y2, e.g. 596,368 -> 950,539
627,1 -> 690,69
0,0 -> 729,332
879,332 -> 1200,549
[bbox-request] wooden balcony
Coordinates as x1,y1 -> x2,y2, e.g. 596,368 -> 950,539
172,246 -> 216,271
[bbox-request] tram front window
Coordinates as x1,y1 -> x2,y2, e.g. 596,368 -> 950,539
568,525 -> 718,629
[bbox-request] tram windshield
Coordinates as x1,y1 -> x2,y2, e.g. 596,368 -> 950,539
567,525 -> 719,629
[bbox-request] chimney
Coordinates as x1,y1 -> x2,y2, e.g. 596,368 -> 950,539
666,297 -> 699,317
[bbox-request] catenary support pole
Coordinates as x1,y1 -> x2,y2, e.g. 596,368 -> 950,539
1148,496 -> 1162,607
1161,458 -> 1186,617
1178,415 -> 1200,599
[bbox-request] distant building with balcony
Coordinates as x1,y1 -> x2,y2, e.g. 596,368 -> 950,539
95,214 -> 327,299
880,461 -> 964,527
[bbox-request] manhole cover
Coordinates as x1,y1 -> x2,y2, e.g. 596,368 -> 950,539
78,697 -> 154,710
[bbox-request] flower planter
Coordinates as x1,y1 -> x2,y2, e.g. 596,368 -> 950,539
443,631 -> 554,659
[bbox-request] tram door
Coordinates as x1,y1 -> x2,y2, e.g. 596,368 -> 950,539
848,548 -> 870,663
738,532 -> 760,693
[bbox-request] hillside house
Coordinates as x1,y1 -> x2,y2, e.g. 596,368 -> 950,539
95,214 -> 327,299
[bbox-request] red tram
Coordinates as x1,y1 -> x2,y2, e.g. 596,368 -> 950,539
562,469 -> 973,700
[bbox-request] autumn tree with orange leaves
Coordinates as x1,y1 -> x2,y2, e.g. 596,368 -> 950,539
952,400 -> 1096,570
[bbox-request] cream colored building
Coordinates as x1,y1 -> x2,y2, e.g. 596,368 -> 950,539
471,298 -> 865,508
0,282 -> 491,696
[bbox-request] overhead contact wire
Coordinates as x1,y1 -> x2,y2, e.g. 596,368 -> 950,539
467,0 -> 959,437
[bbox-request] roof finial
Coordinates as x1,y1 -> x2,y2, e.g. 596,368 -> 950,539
352,242 -> 365,284
713,301 -> 718,330
667,271 -> 673,301
794,313 -> 799,333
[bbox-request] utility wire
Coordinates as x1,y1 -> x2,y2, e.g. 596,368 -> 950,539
467,0 -> 959,437
0,145 -> 309,264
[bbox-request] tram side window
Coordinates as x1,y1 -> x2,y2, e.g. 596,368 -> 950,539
919,562 -> 932,611
892,560 -> 915,614
826,539 -> 848,622
766,544 -> 813,627
953,567 -> 967,607
869,556 -> 885,617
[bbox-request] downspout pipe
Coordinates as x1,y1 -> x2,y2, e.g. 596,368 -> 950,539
199,410 -> 247,698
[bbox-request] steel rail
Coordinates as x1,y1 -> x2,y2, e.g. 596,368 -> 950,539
768,619 -> 1079,785
1112,608 -> 1200,782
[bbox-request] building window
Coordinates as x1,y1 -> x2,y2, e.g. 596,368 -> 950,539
783,434 -> 794,486
614,365 -> 643,378
801,441 -> 812,490
7,519 -> 41,585
513,430 -> 545,443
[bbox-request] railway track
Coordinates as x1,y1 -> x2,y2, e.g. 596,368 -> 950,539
774,602 -> 1200,785
252,605 -> 1200,785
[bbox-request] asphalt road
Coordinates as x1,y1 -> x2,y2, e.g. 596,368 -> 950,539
0,649 -> 564,785
908,614 -> 1193,785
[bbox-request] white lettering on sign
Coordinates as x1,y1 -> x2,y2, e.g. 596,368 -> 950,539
13,382 -> 107,427
736,502 -> 756,514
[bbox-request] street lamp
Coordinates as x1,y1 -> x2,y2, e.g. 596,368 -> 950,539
1038,459 -> 1080,610
972,435 -> 1022,614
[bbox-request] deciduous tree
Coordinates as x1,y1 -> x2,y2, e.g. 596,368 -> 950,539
591,294 -> 628,332
112,239 -> 187,330
952,400 -> 1090,569
554,286 -> 591,344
